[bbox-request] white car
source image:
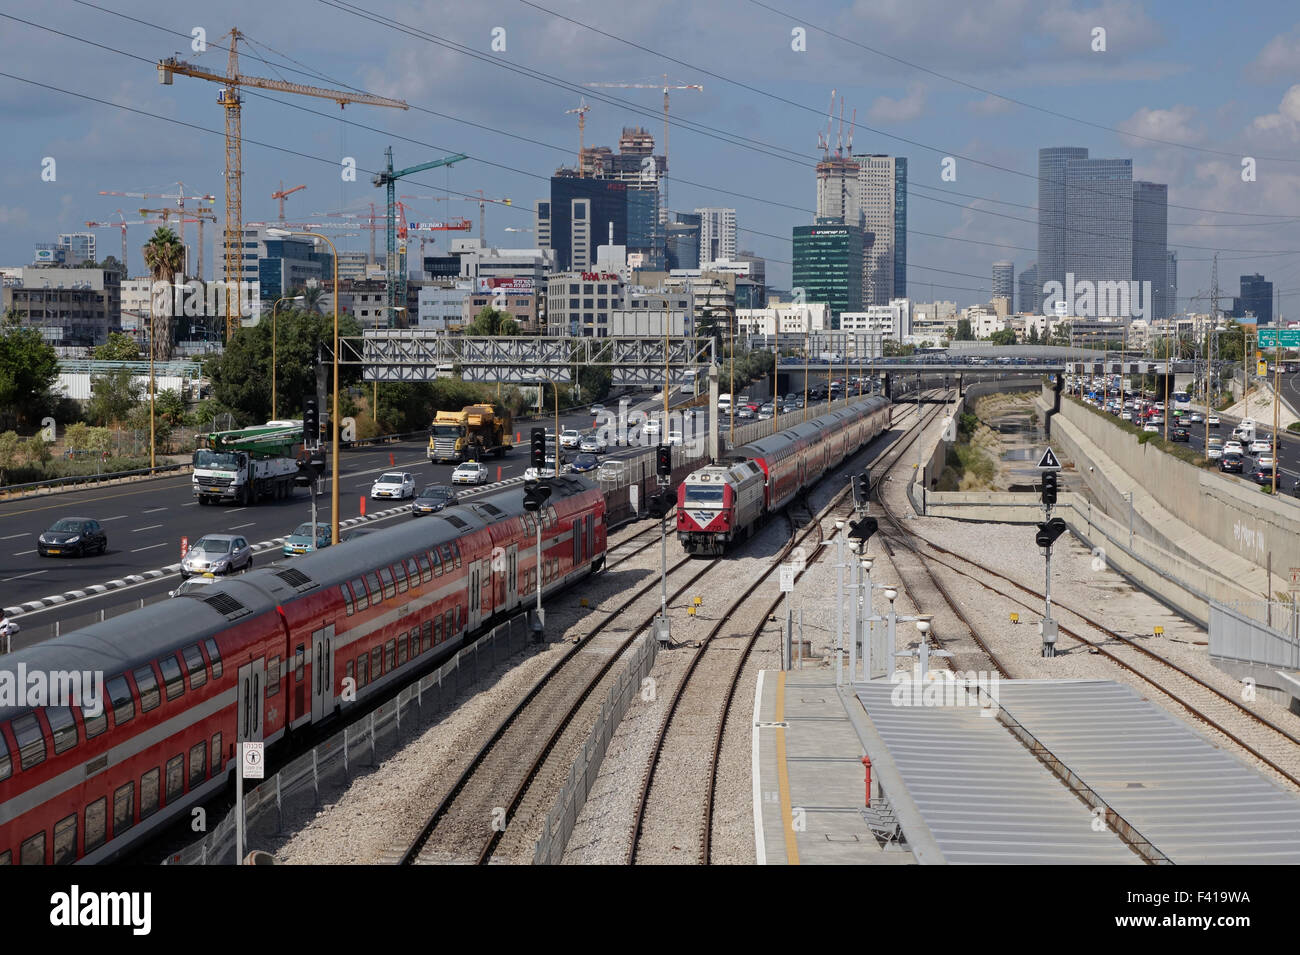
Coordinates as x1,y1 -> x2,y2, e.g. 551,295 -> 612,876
1206,445 -> 1223,460
452,461 -> 490,485
560,429 -> 581,449
371,471 -> 415,499
643,419 -> 661,439
1208,415 -> 1221,427
1250,439 -> 1271,455
1258,453 -> 1276,469
523,466 -> 558,481
578,433 -> 607,454
596,460 -> 625,482
1224,440 -> 1244,455
1142,423 -> 1159,433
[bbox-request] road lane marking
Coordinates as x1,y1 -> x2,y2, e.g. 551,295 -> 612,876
2,570 -> 47,582
143,507 -> 168,513
227,507 -> 247,514
13,549 -> 37,556
229,522 -> 255,529
131,524 -> 163,533
131,543 -> 167,553
182,502 -> 198,506
0,533 -> 26,540
100,515 -> 128,522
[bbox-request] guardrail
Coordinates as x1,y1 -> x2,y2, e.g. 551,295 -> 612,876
0,462 -> 192,498
165,615 -> 533,864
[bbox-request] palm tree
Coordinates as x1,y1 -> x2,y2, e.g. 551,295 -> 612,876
299,285 -> 326,316
142,227 -> 185,361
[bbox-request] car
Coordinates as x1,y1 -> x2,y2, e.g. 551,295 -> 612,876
1250,439 -> 1271,455
578,433 -> 608,454
1142,423 -> 1159,433
169,573 -> 218,598
1258,453 -> 1276,469
1120,411 -> 1133,421
37,517 -> 107,558
1206,444 -> 1223,460
1171,427 -> 1190,442
589,403 -> 606,417
1220,453 -> 1244,473
596,460 -> 625,482
1189,412 -> 1204,423
1253,464 -> 1276,486
370,471 -> 415,499
180,534 -> 252,579
452,460 -> 490,485
1224,440 -> 1244,455
643,419 -> 661,439
570,452 -> 599,473
1208,415 -> 1221,427
560,428 -> 581,449
737,405 -> 756,419
282,521 -> 331,557
412,484 -> 458,516
760,402 -> 775,415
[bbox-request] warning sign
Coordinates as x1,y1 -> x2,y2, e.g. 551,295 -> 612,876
1036,447 -> 1062,470
1289,567 -> 1300,592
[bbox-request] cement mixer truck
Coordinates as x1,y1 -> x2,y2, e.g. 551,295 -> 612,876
192,420 -> 304,505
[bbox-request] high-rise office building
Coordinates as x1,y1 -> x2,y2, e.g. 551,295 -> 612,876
792,224 -> 864,326
1166,252 -> 1177,317
853,155 -> 907,304
992,261 -> 1014,310
815,157 -> 861,227
695,208 -> 736,264
1037,147 -> 1089,304
666,213 -> 701,271
546,176 -> 628,271
1132,181 -> 1169,320
1235,274 -> 1273,325
534,200 -> 552,251
1065,158 -> 1133,312
57,233 -> 97,265
1018,263 -> 1039,314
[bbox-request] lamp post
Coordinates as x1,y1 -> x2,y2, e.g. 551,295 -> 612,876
268,229 -> 340,544
373,306 -> 407,423
270,294 -> 304,419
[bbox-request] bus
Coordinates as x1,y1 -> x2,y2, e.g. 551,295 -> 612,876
1172,390 -> 1192,413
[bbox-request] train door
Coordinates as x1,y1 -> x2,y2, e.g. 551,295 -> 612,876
504,543 -> 519,612
237,658 -> 265,745
468,560 -> 483,631
310,625 -> 335,724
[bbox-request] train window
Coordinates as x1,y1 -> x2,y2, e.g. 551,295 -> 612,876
394,562 -> 408,594
0,729 -> 9,781
295,645 -> 305,684
159,655 -> 185,701
444,610 -> 454,639
133,666 -> 161,712
407,557 -> 421,587
433,616 -> 443,645
397,634 -> 408,666
429,549 -> 443,576
379,567 -> 396,600
165,754 -> 184,805
453,543 -> 462,568
385,640 -> 396,672
183,645 -> 207,690
422,620 -> 433,653
350,577 -> 369,612
340,584 -> 354,616
12,713 -> 45,771
0,850 -> 9,865
416,553 -> 431,583
356,653 -> 369,688
211,734 -> 222,775
188,741 -> 206,789
113,782 -> 134,837
365,572 -> 382,605
21,830 -> 46,866
47,707 -> 77,756
438,544 -> 454,569
84,797 -> 108,854
204,638 -> 222,680
53,814 -> 77,865
106,675 -> 134,727
140,768 -> 160,820
371,646 -> 383,677
266,657 -> 281,697
82,702 -> 106,739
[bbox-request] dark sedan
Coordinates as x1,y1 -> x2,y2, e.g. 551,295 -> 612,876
1253,464 -> 1276,486
570,452 -> 599,473
1171,427 -> 1190,442
1220,453 -> 1244,474
412,484 -> 458,517
37,518 -> 108,557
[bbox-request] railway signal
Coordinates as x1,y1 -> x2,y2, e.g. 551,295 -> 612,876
1035,448 -> 1064,657
847,515 -> 878,546
1035,517 -> 1066,550
852,468 -> 871,509
1040,470 -> 1058,508
303,397 -> 318,446
656,443 -> 672,478
531,427 -> 547,470
523,481 -> 552,512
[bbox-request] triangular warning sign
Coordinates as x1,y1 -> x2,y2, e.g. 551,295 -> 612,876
1037,447 -> 1061,470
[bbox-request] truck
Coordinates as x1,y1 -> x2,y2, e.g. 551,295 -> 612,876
1233,417 -> 1257,444
428,404 -> 513,463
192,420 -> 304,506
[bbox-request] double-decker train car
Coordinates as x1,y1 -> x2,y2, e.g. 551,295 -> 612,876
0,477 -> 604,865
677,395 -> 891,556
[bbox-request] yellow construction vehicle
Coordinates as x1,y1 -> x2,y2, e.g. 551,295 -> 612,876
428,404 -> 513,463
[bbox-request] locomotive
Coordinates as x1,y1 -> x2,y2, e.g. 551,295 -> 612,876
677,395 -> 891,556
0,477 -> 605,865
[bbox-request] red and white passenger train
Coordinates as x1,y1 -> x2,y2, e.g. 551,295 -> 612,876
677,395 -> 892,555
0,477 -> 605,865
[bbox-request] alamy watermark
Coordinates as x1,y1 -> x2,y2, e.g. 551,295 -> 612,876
150,280 -> 263,324
1042,272 -> 1153,321
593,399 -> 707,456
0,664 -> 105,716
890,668 -> 1000,716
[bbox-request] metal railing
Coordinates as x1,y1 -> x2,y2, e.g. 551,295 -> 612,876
1209,599 -> 1300,670
165,615 -> 532,865
534,633 -> 658,864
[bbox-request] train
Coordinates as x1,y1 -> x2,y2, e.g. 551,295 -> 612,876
0,477 -> 606,865
676,395 -> 892,556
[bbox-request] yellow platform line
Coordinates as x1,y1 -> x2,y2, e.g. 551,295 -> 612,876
775,671 -> 800,865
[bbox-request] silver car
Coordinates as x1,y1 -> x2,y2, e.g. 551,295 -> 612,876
181,534 -> 253,579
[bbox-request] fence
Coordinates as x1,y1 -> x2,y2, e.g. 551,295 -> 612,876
8,592 -> 173,651
165,615 -> 533,865
1209,599 -> 1300,670
533,633 -> 659,864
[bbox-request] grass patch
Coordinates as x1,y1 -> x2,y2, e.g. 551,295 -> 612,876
1068,394 -> 1213,469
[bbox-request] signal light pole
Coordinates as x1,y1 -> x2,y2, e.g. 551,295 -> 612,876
653,443 -> 673,644
1036,447 -> 1065,656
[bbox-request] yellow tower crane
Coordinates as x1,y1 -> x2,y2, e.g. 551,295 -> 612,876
565,98 -> 591,177
157,28 -> 408,339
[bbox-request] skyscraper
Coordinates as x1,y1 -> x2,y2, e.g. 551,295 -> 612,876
792,224 -> 864,326
853,155 -> 907,304
1065,158 -> 1133,315
547,176 -> 628,271
666,212 -> 701,271
1018,263 -> 1039,314
1132,181 -> 1169,319
1037,147 -> 1089,304
992,261 -> 1014,310
695,208 -> 736,263
816,157 -> 861,227
1235,274 -> 1273,325
1166,251 -> 1177,317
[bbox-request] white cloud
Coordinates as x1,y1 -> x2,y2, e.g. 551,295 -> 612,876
1117,105 -> 1204,145
868,85 -> 925,123
1246,26 -> 1300,82
968,95 -> 1014,116
1250,85 -> 1300,141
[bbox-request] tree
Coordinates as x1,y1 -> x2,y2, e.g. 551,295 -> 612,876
0,313 -> 60,429
1027,326 -> 1041,345
142,227 -> 185,361
466,305 -> 519,336
954,319 -> 974,341
85,367 -> 143,427
154,388 -> 187,426
24,435 -> 52,466
1048,321 -> 1071,347
93,331 -> 141,361
297,285 -> 326,316
989,328 -> 1019,346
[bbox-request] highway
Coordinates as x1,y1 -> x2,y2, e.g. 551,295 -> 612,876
0,397 -> 666,633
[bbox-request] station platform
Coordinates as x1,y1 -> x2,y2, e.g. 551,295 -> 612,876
754,671 -> 1300,864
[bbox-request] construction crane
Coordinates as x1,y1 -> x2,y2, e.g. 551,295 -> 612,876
84,210 -> 134,269
271,182 -> 307,220
396,199 -> 475,269
584,75 -> 702,216
372,148 -> 468,317
100,185 -> 215,267
308,204 -> 390,264
565,98 -> 591,177
157,28 -> 408,339
400,192 -> 510,245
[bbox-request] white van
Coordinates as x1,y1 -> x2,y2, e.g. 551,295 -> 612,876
717,393 -> 733,410
1233,418 -> 1256,443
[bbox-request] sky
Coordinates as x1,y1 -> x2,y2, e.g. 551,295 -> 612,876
3,0 -> 1300,313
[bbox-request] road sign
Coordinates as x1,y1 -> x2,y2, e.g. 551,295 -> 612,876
1258,360 -> 1269,377
1258,328 -> 1300,348
241,741 -> 265,780
779,566 -> 796,592
1036,447 -> 1062,470
1290,567 -> 1300,593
